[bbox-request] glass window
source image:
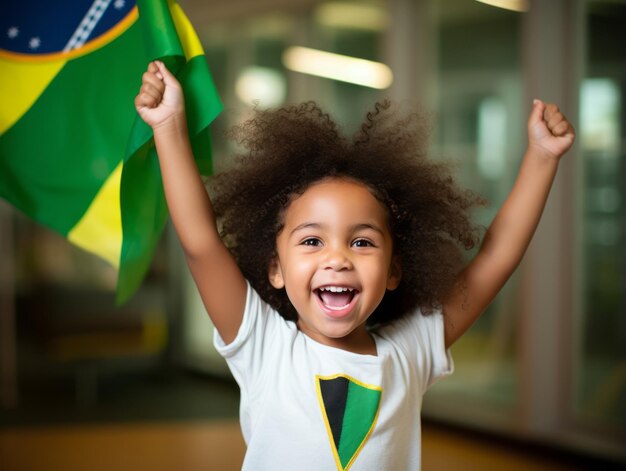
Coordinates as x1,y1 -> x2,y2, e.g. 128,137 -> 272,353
425,0 -> 524,413
311,0 -> 389,130
576,0 -> 626,430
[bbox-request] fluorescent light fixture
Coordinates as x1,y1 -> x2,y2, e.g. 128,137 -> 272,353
282,46 -> 393,89
235,67 -> 286,107
477,97 -> 506,180
475,0 -> 530,12
314,2 -> 389,31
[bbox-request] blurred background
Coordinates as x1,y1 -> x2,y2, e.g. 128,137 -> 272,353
1,0 -> 625,469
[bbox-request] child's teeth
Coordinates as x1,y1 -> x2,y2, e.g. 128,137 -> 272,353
322,287 -> 352,293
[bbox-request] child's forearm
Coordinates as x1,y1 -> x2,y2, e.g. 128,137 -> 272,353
153,113 -> 248,342
466,148 -> 559,304
153,114 -> 221,258
479,147 -> 558,271
442,149 -> 558,347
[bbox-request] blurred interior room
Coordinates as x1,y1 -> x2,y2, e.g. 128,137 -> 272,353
1,0 -> 625,469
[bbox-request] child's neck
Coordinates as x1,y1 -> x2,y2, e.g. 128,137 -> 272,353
299,324 -> 378,356
342,336 -> 377,356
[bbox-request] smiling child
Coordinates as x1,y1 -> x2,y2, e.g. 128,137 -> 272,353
135,60 -> 574,470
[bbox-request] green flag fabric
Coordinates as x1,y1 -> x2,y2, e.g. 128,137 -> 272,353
0,0 -> 222,303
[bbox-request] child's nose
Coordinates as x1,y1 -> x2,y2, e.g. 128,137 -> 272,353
322,246 -> 353,271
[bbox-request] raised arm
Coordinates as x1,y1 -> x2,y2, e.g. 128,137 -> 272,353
442,99 -> 575,348
135,61 -> 246,344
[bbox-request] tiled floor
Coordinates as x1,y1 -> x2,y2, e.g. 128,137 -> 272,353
1,419 -> 611,471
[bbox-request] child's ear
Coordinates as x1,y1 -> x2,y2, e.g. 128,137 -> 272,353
268,258 -> 285,289
387,255 -> 402,291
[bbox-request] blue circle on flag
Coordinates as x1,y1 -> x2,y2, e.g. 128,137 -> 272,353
0,0 -> 136,56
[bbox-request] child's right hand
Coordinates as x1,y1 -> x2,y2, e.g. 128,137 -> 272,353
527,99 -> 575,161
135,61 -> 184,129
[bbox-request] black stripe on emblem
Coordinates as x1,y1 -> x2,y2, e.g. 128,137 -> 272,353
319,376 -> 349,450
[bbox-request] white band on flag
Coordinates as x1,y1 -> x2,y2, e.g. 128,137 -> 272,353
63,0 -> 112,52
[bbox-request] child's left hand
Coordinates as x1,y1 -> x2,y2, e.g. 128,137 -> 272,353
527,99 -> 575,160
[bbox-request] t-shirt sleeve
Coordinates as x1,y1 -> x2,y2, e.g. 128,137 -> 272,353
380,309 -> 454,393
213,282 -> 288,391
213,281 -> 258,356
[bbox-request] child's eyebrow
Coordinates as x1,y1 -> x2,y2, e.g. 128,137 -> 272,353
289,222 -> 322,237
289,222 -> 386,237
351,223 -> 386,236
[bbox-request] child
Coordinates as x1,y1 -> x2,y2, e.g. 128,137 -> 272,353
135,61 -> 574,470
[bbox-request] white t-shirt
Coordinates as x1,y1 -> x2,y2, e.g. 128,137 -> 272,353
214,283 -> 453,470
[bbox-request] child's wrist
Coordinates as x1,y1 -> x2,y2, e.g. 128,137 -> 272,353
526,142 -> 561,161
153,112 -> 188,136
526,143 -> 562,164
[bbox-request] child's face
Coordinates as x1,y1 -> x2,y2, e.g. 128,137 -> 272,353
269,178 -> 401,352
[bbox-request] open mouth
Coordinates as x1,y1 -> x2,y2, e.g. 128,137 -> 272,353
315,286 -> 358,311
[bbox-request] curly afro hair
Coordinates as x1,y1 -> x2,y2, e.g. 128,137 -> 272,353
209,100 -> 485,326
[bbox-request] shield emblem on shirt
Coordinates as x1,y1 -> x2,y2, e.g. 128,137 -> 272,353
316,374 -> 382,471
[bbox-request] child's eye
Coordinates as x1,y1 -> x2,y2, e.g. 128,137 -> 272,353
302,238 -> 322,247
352,239 -> 374,248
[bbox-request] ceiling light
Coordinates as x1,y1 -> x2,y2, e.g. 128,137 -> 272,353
314,2 -> 389,31
282,46 -> 393,89
475,0 -> 530,12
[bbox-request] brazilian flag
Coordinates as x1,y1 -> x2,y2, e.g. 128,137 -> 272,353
316,375 -> 382,471
0,0 -> 222,302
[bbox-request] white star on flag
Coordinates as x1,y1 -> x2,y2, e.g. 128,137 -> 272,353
28,37 -> 41,49
114,0 -> 125,9
7,26 -> 19,39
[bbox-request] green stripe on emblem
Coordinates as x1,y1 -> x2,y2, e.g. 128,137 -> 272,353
337,380 -> 382,469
